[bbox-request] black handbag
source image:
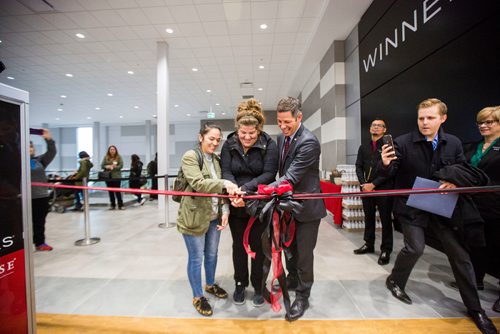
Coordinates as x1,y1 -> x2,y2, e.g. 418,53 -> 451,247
98,171 -> 112,179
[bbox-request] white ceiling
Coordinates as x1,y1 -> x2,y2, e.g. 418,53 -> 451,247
0,0 -> 371,126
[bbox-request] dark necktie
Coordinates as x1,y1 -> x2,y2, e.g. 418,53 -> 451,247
280,137 -> 290,174
282,136 -> 291,160
371,140 -> 377,152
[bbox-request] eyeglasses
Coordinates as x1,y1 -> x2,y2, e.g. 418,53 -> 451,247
370,124 -> 386,128
477,120 -> 498,127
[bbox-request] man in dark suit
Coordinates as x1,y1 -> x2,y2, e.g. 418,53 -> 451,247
271,97 -> 326,321
381,98 -> 498,334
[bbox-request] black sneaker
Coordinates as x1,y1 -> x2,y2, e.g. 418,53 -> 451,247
233,282 -> 246,305
252,293 -> 265,307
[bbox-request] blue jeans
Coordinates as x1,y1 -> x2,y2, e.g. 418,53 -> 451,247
182,219 -> 221,298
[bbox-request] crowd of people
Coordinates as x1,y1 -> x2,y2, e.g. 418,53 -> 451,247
30,97 -> 498,333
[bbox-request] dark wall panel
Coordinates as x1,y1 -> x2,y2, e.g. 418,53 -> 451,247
359,0 -> 500,144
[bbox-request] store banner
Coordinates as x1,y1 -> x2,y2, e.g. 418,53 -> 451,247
0,100 -> 28,334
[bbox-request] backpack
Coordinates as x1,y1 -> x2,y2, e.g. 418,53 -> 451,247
172,149 -> 203,203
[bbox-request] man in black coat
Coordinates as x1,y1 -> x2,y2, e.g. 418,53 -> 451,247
271,97 -> 326,321
381,98 -> 497,334
354,118 -> 393,265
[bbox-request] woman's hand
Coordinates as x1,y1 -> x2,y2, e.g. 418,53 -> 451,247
217,213 -> 229,231
223,180 -> 240,195
231,196 -> 245,207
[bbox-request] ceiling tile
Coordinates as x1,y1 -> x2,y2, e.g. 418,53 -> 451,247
135,0 -> 166,7
176,22 -> 205,36
92,10 -> 128,27
251,1 -> 278,19
207,35 -> 231,47
40,30 -> 75,44
202,21 -> 229,36
116,8 -> 151,25
131,25 -> 162,39
106,0 -> 138,9
195,3 -> 227,22
67,11 -> 105,28
226,20 -> 251,35
0,1 -> 33,15
277,0 -> 306,18
48,0 -> 86,12
76,0 -> 112,11
275,18 -> 300,33
220,2 -> 250,21
40,13 -> 80,29
170,5 -> 200,23
142,7 -> 174,24
84,28 -> 118,41
108,26 -> 140,40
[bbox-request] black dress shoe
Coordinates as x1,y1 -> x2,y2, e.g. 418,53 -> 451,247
493,297 -> 500,313
386,276 -> 412,304
378,251 -> 391,265
468,310 -> 499,334
353,244 -> 375,255
285,299 -> 309,321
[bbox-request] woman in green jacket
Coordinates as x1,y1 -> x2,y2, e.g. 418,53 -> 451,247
100,145 -> 124,210
177,122 -> 239,317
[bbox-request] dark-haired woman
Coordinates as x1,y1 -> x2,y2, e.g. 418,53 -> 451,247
101,145 -> 124,210
129,154 -> 146,206
177,122 -> 240,317
220,98 -> 279,307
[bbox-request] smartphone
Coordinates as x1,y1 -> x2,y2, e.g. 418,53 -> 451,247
382,134 -> 396,157
382,134 -> 394,148
30,128 -> 44,135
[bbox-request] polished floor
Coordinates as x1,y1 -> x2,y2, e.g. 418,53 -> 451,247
33,195 -> 499,331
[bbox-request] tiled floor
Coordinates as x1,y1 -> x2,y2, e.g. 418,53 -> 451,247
34,198 -> 499,321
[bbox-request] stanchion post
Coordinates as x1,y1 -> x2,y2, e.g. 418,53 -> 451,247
158,175 -> 176,229
75,177 -> 101,246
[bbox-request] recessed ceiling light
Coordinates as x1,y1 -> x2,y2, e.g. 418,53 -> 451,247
0,40 -> 2,43
57,108 -> 63,111
107,93 -> 113,97
95,107 -> 101,110
60,95 -> 67,98
134,106 -> 139,109
186,113 -> 191,117
260,23 -> 268,30
127,70 -> 134,75
7,76 -> 14,80
65,73 -> 73,77
166,28 -> 174,34
192,68 -> 198,72
221,112 -> 226,115
76,33 -> 85,39
119,115 -> 123,119
258,88 -> 263,91
215,103 -> 220,106
206,89 -> 211,93
87,116 -> 92,120
174,104 -> 179,107
55,117 -> 60,121
258,65 -> 264,69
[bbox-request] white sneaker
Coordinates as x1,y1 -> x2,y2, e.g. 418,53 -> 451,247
140,198 -> 146,206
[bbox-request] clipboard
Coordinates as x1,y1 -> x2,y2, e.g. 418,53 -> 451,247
406,177 -> 458,218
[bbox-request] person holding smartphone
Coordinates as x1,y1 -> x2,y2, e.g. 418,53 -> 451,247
30,128 -> 57,251
354,118 -> 394,265
380,98 -> 497,334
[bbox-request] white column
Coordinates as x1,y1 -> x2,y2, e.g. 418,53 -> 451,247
93,121 -> 100,166
145,120 -> 152,164
157,41 -> 171,224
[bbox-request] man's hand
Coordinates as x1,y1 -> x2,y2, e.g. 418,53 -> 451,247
361,183 -> 375,192
381,144 -> 397,166
231,196 -> 245,207
42,128 -> 52,141
223,180 -> 240,195
439,181 -> 457,189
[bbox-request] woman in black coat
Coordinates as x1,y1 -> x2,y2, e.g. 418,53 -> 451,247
464,106 -> 500,313
129,154 -> 146,205
220,98 -> 279,307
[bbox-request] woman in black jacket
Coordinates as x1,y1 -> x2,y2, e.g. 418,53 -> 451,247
464,106 -> 500,313
129,154 -> 146,205
220,99 -> 279,307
